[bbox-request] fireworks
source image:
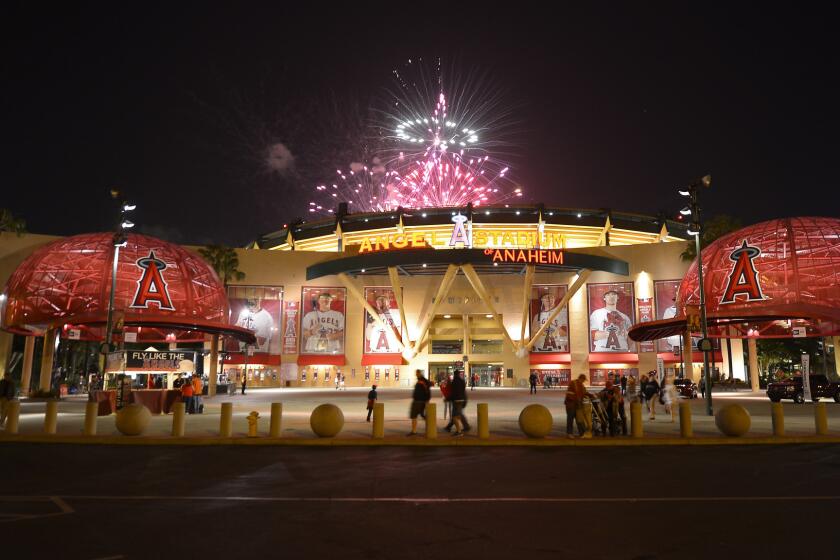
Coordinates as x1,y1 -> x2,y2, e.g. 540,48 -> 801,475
309,58 -> 522,215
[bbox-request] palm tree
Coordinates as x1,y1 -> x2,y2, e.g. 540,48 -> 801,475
198,245 -> 246,286
680,214 -> 742,262
0,208 -> 26,235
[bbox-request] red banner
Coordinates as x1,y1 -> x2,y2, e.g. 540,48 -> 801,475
637,297 -> 655,352
282,300 -> 299,354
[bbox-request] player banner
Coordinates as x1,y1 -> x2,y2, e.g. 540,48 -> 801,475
226,286 -> 283,355
281,300 -> 299,354
300,286 -> 346,355
587,282 -> 635,352
363,287 -> 403,354
529,284 -> 569,352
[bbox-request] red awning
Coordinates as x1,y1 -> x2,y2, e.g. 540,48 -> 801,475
529,352 -> 571,365
297,355 -> 346,366
362,354 -> 404,366
224,354 -> 282,366
588,352 -> 639,363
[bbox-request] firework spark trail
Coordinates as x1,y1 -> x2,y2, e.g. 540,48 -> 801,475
309,58 -> 522,215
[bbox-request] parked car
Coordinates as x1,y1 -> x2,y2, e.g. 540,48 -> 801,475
673,378 -> 698,399
766,375 -> 840,403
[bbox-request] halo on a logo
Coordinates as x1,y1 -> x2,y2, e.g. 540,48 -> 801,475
136,251 -> 167,271
729,240 -> 760,261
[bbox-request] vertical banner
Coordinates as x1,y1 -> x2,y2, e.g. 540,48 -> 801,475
656,356 -> 665,383
300,287 -> 346,355
637,297 -> 655,352
529,284 -> 570,352
363,287 -> 402,354
802,354 -> 811,401
281,300 -> 299,354
587,282 -> 636,352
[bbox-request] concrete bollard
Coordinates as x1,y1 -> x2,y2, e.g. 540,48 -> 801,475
425,402 -> 437,439
84,401 -> 98,436
270,403 -> 283,437
44,400 -> 58,434
219,402 -> 233,437
630,401 -> 643,438
4,401 -> 20,434
679,401 -> 693,438
372,402 -> 384,439
771,402 -> 784,437
171,402 -> 186,437
477,403 -> 489,439
815,402 -> 828,436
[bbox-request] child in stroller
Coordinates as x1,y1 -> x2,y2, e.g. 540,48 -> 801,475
598,383 -> 628,436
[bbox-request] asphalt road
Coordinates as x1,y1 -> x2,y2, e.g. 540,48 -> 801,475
2,443 -> 839,559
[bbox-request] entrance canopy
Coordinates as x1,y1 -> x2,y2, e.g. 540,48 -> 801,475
1,232 -> 255,344
630,217 -> 840,341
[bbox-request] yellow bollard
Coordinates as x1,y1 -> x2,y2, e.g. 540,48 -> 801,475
270,403 -> 283,437
84,401 -> 98,436
477,403 -> 489,439
171,402 -> 186,437
630,401 -> 643,438
425,402 -> 437,439
219,402 -> 233,437
44,400 -> 58,434
679,401 -> 693,438
247,411 -> 260,437
372,402 -> 384,439
4,401 -> 20,434
815,402 -> 828,436
771,402 -> 784,437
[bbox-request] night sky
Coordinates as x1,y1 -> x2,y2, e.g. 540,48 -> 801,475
4,4 -> 838,246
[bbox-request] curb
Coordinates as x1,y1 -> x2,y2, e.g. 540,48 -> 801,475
2,434 -> 840,447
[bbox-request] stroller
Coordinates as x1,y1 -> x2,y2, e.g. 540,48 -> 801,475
597,388 -> 627,436
588,396 -> 610,437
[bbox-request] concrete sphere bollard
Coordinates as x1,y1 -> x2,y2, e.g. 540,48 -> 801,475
714,403 -> 751,437
115,403 -> 152,436
310,404 -> 345,437
518,404 -> 553,438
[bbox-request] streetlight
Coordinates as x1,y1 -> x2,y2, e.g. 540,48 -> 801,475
679,174 -> 714,416
102,190 -> 136,355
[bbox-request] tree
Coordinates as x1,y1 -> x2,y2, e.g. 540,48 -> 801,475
680,214 -> 742,262
198,245 -> 246,286
0,208 -> 26,235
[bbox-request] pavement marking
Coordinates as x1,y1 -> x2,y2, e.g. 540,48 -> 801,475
0,496 -> 75,524
6,494 -> 839,504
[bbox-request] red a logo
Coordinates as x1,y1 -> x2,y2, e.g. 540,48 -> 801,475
720,240 -> 765,304
130,251 -> 175,310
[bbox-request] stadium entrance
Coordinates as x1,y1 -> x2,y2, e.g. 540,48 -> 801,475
469,363 -> 504,387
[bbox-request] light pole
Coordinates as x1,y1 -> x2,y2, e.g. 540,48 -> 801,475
102,190 -> 136,356
679,174 -> 713,416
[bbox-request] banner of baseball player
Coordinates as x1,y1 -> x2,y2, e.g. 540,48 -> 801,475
652,280 -> 715,353
529,284 -> 570,352
300,287 -> 346,355
587,282 -> 636,353
363,287 -> 403,354
225,286 -> 283,356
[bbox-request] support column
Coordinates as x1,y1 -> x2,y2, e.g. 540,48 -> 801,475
21,336 -> 35,396
748,337 -> 760,392
833,337 -> 840,376
0,331 -> 12,378
39,328 -> 58,392
208,334 -> 219,397
729,337 -> 746,382
682,330 -> 694,382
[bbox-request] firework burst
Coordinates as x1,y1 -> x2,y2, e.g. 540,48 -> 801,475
309,58 -> 522,215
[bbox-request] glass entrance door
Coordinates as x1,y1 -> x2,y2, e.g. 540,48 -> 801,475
469,363 -> 503,387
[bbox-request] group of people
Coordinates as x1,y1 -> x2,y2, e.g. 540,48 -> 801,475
174,374 -> 204,414
365,369 -> 472,437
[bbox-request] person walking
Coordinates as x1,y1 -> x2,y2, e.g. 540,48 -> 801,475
627,374 -> 638,403
699,375 -> 706,399
662,374 -> 678,422
620,374 -> 627,396
340,375 -> 346,391
449,369 -> 470,436
334,373 -> 340,390
639,373 -> 649,409
568,374 -> 594,438
241,374 -> 247,396
469,373 -> 476,391
407,370 -> 432,436
564,375 -> 584,438
644,372 -> 660,420
366,384 -> 378,422
0,374 -> 16,427
529,372 -> 538,395
440,377 -> 452,423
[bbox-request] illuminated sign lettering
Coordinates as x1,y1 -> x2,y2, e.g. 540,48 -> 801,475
483,248 -> 564,265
